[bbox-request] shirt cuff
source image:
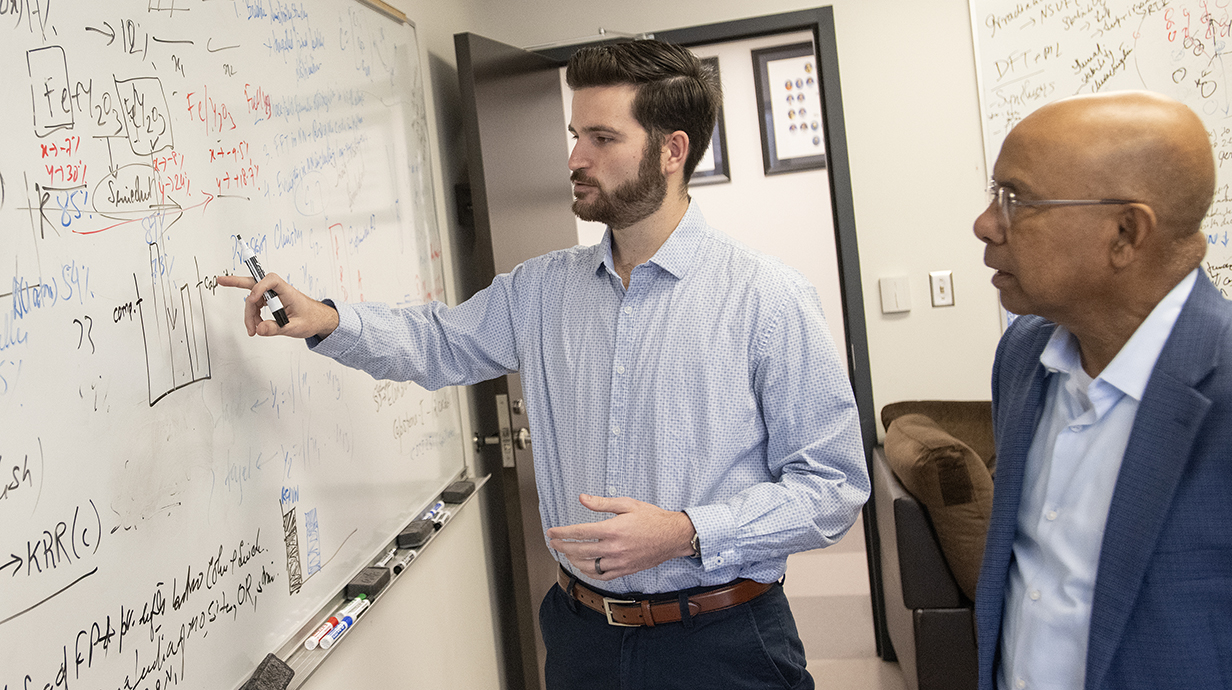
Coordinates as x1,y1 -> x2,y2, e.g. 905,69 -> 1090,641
683,504 -> 741,571
306,299 -> 357,356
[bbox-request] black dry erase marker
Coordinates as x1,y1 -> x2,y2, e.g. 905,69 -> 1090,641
237,236 -> 290,326
392,550 -> 417,574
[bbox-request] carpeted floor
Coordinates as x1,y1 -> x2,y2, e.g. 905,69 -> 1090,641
784,514 -> 908,690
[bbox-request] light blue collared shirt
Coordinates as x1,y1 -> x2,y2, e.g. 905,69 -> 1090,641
998,269 -> 1199,690
311,201 -> 869,594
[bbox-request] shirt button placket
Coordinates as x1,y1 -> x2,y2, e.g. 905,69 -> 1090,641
607,298 -> 635,497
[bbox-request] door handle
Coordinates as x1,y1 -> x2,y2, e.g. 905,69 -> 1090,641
474,428 -> 531,452
473,433 -> 501,450
471,394 -> 533,465
472,393 -> 520,467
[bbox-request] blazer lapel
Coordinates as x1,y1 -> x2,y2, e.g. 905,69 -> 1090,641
978,319 -> 1054,670
1084,276 -> 1223,689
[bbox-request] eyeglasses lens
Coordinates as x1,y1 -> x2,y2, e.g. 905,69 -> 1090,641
993,185 -> 1011,225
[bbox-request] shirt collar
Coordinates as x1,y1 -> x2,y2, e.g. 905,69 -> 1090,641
592,200 -> 708,280
1039,268 -> 1199,402
591,231 -> 612,277
647,200 -> 706,279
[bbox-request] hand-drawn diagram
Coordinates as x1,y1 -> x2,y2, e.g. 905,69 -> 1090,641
282,504 -> 304,596
135,252 -> 212,406
23,38 -> 215,406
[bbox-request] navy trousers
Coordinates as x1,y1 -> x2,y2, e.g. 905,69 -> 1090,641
539,579 -> 814,690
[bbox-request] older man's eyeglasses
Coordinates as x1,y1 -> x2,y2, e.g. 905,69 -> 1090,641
987,180 -> 1138,226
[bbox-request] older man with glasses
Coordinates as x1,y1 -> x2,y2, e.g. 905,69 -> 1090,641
972,90 -> 1232,690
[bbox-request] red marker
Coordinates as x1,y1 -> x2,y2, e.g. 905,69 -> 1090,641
303,595 -> 367,650
319,599 -> 371,649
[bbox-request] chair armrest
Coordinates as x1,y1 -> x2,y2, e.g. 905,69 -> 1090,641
872,447 -> 966,609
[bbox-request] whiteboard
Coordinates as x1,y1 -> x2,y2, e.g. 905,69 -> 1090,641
970,0 -> 1232,295
0,1 -> 465,689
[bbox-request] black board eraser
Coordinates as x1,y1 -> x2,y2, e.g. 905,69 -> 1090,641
442,480 -> 476,503
240,653 -> 294,690
345,566 -> 392,599
396,519 -> 435,548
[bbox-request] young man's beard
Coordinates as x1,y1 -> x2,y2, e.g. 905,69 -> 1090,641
571,139 -> 668,230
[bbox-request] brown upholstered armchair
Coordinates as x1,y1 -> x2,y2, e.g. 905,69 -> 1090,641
873,401 -> 995,690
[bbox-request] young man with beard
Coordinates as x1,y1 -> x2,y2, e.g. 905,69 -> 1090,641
219,40 -> 868,690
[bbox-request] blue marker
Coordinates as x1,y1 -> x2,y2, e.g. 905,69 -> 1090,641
303,595 -> 367,650
421,501 -> 444,521
319,598 -> 371,649
237,236 -> 289,326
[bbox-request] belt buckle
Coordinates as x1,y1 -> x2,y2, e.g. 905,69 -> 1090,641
601,597 -> 639,627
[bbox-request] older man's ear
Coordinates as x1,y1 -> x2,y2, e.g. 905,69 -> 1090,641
1109,203 -> 1157,270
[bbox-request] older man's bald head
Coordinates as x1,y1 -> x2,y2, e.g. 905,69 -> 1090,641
977,91 -> 1216,369
1009,91 -> 1215,238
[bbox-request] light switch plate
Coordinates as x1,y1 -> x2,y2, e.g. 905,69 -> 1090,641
879,276 -> 911,314
929,270 -> 954,307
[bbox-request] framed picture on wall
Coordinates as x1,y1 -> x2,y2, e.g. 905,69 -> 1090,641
690,56 -> 731,185
751,42 -> 827,175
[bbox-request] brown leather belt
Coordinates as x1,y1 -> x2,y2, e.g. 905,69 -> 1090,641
558,569 -> 774,627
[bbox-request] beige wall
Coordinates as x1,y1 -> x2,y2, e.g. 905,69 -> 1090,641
395,0 -> 1004,438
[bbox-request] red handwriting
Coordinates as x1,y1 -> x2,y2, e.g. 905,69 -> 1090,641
185,86 -> 237,135
153,151 -> 192,202
207,140 -> 258,194
215,164 -> 260,194
209,141 -> 250,163
40,136 -> 82,158
244,84 -> 272,122
45,163 -> 87,184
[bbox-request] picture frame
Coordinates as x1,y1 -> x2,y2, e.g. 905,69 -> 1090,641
751,42 -> 828,175
690,56 -> 730,185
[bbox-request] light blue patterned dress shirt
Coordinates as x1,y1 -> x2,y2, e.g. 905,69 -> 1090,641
998,270 -> 1197,690
310,201 -> 869,594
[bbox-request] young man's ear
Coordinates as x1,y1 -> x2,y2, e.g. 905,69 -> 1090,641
662,130 -> 689,175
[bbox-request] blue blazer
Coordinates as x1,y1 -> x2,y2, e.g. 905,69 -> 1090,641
975,272 -> 1232,690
